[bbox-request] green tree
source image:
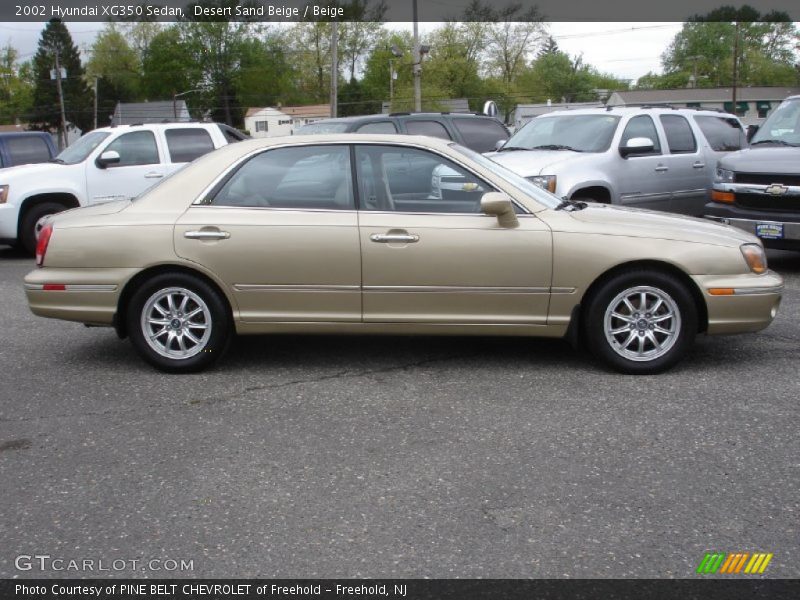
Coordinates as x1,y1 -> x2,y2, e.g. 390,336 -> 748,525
140,26 -> 200,102
86,25 -> 142,126
30,19 -> 93,144
0,45 -> 34,125
339,0 -> 386,82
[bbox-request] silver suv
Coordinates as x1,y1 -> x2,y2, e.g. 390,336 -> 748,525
484,106 -> 746,215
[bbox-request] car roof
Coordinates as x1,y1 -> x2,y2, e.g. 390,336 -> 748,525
93,122 -> 220,133
536,106 -> 738,118
232,133 -> 455,150
0,131 -> 52,138
304,113 -> 496,124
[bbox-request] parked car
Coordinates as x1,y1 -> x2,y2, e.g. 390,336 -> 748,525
295,112 -> 510,153
485,106 -> 746,215
0,122 -> 248,254
25,134 -> 782,375
0,131 -> 57,169
705,95 -> 800,250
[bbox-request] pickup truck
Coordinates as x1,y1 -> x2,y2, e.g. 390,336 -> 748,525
705,95 -> 800,250
0,122 -> 247,254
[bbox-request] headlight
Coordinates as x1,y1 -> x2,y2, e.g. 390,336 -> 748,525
741,243 -> 767,274
715,167 -> 735,183
527,175 -> 557,193
0,185 -> 8,204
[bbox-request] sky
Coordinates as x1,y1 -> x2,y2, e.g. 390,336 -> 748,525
1,21 -> 684,83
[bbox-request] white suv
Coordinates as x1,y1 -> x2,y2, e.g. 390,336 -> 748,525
0,122 -> 247,254
484,106 -> 747,215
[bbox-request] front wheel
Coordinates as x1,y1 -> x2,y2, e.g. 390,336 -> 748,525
583,270 -> 698,374
20,202 -> 66,255
127,273 -> 231,373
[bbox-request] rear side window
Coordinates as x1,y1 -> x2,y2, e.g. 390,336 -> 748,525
450,118 -> 509,153
165,128 -> 215,163
405,120 -> 452,140
217,124 -> 247,143
694,116 -> 746,151
5,136 -> 52,166
659,115 -> 697,154
356,121 -> 398,134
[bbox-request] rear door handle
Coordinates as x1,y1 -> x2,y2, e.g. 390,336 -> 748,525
692,162 -> 706,169
184,230 -> 230,240
370,233 -> 419,243
144,172 -> 164,179
654,166 -> 669,172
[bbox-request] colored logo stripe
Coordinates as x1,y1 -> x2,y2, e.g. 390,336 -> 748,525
697,552 -> 773,574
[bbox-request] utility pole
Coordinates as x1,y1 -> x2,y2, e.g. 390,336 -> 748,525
412,0 -> 421,112
53,46 -> 67,150
731,22 -> 740,112
93,76 -> 98,130
330,21 -> 338,118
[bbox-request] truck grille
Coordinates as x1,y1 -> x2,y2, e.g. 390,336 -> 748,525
735,173 -> 800,186
735,192 -> 800,212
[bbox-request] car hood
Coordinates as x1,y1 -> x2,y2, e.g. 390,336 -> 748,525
718,146 -> 800,173
485,149 -> 590,176
557,204 -> 757,247
0,161 -> 69,182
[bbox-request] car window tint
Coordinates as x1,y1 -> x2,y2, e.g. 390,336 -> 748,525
217,123 -> 247,142
694,116 -> 746,151
620,115 -> 661,154
211,145 -> 353,210
355,121 -> 398,134
354,145 -> 492,214
659,115 -> 697,153
165,128 -> 215,163
405,120 -> 452,140
5,136 -> 52,166
450,118 -> 509,153
104,131 -> 159,167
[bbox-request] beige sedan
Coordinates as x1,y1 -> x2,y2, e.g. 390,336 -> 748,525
25,134 -> 783,374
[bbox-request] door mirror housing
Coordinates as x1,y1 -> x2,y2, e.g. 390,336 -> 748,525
96,150 -> 121,169
480,192 -> 518,228
746,124 -> 759,142
494,139 -> 506,151
620,137 -> 654,158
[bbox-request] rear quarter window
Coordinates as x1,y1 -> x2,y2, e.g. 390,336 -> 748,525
4,136 -> 53,166
693,116 -> 746,151
450,118 -> 509,153
355,121 -> 398,134
165,128 -> 216,163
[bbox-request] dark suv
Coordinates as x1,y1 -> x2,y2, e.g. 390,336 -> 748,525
0,131 -> 57,169
295,113 -> 510,153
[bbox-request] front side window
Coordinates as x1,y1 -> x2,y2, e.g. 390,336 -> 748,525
450,118 -> 509,153
103,131 -> 159,167
165,128 -> 215,163
659,115 -> 697,154
5,136 -> 52,166
620,115 -> 661,155
355,145 -> 492,214
356,121 -> 398,134
694,116 -> 746,151
210,145 -> 353,210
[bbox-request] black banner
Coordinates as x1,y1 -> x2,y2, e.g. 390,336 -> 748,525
3,579 -> 800,600
3,0 -> 800,22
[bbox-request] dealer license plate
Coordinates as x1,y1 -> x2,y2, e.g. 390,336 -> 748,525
755,222 -> 784,240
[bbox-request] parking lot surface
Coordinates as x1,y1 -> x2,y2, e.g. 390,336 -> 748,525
1,246 -> 798,578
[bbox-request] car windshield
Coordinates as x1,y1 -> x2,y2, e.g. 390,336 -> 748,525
452,143 -> 561,209
505,114 -> 620,153
295,122 -> 350,135
750,98 -> 800,146
55,131 -> 111,164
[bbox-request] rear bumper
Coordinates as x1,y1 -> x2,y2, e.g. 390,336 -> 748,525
692,270 -> 784,334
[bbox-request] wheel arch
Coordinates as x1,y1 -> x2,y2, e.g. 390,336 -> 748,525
569,184 -> 613,203
17,192 -> 80,237
114,264 -> 235,339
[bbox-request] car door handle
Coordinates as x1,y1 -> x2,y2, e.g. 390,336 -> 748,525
370,233 -> 419,243
692,162 -> 706,169
654,166 -> 669,172
144,172 -> 164,178
184,230 -> 230,240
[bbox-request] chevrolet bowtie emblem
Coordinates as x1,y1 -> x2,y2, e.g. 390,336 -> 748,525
765,184 -> 788,195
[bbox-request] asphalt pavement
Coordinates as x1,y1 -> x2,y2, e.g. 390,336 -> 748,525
1,246 -> 798,579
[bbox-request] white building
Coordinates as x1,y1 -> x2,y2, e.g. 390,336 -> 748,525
244,105 -> 331,138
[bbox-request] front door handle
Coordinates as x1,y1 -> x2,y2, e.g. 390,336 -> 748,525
144,172 -> 164,179
184,230 -> 230,240
370,233 -> 419,243
692,162 -> 706,169
654,165 -> 669,172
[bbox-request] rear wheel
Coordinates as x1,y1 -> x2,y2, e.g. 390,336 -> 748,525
583,270 -> 697,374
20,202 -> 65,255
127,273 -> 231,373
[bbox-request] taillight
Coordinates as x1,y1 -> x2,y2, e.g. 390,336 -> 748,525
35,223 -> 53,267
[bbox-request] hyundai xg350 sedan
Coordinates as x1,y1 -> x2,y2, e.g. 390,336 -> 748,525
25,135 -> 783,374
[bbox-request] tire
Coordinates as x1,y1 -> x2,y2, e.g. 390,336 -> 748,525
20,202 -> 66,256
127,272 -> 232,373
583,270 -> 697,374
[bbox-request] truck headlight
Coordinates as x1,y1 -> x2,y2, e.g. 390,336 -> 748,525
0,185 -> 8,204
527,175 -> 557,193
715,167 -> 735,183
741,243 -> 767,274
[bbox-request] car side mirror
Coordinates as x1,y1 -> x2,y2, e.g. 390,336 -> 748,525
746,124 -> 759,142
494,139 -> 506,151
480,192 -> 518,228
96,150 -> 121,169
620,137 -> 654,158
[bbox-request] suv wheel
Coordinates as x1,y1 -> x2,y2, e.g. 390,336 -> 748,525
20,202 -> 65,255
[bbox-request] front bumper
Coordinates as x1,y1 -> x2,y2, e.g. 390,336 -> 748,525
692,270 -> 784,335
